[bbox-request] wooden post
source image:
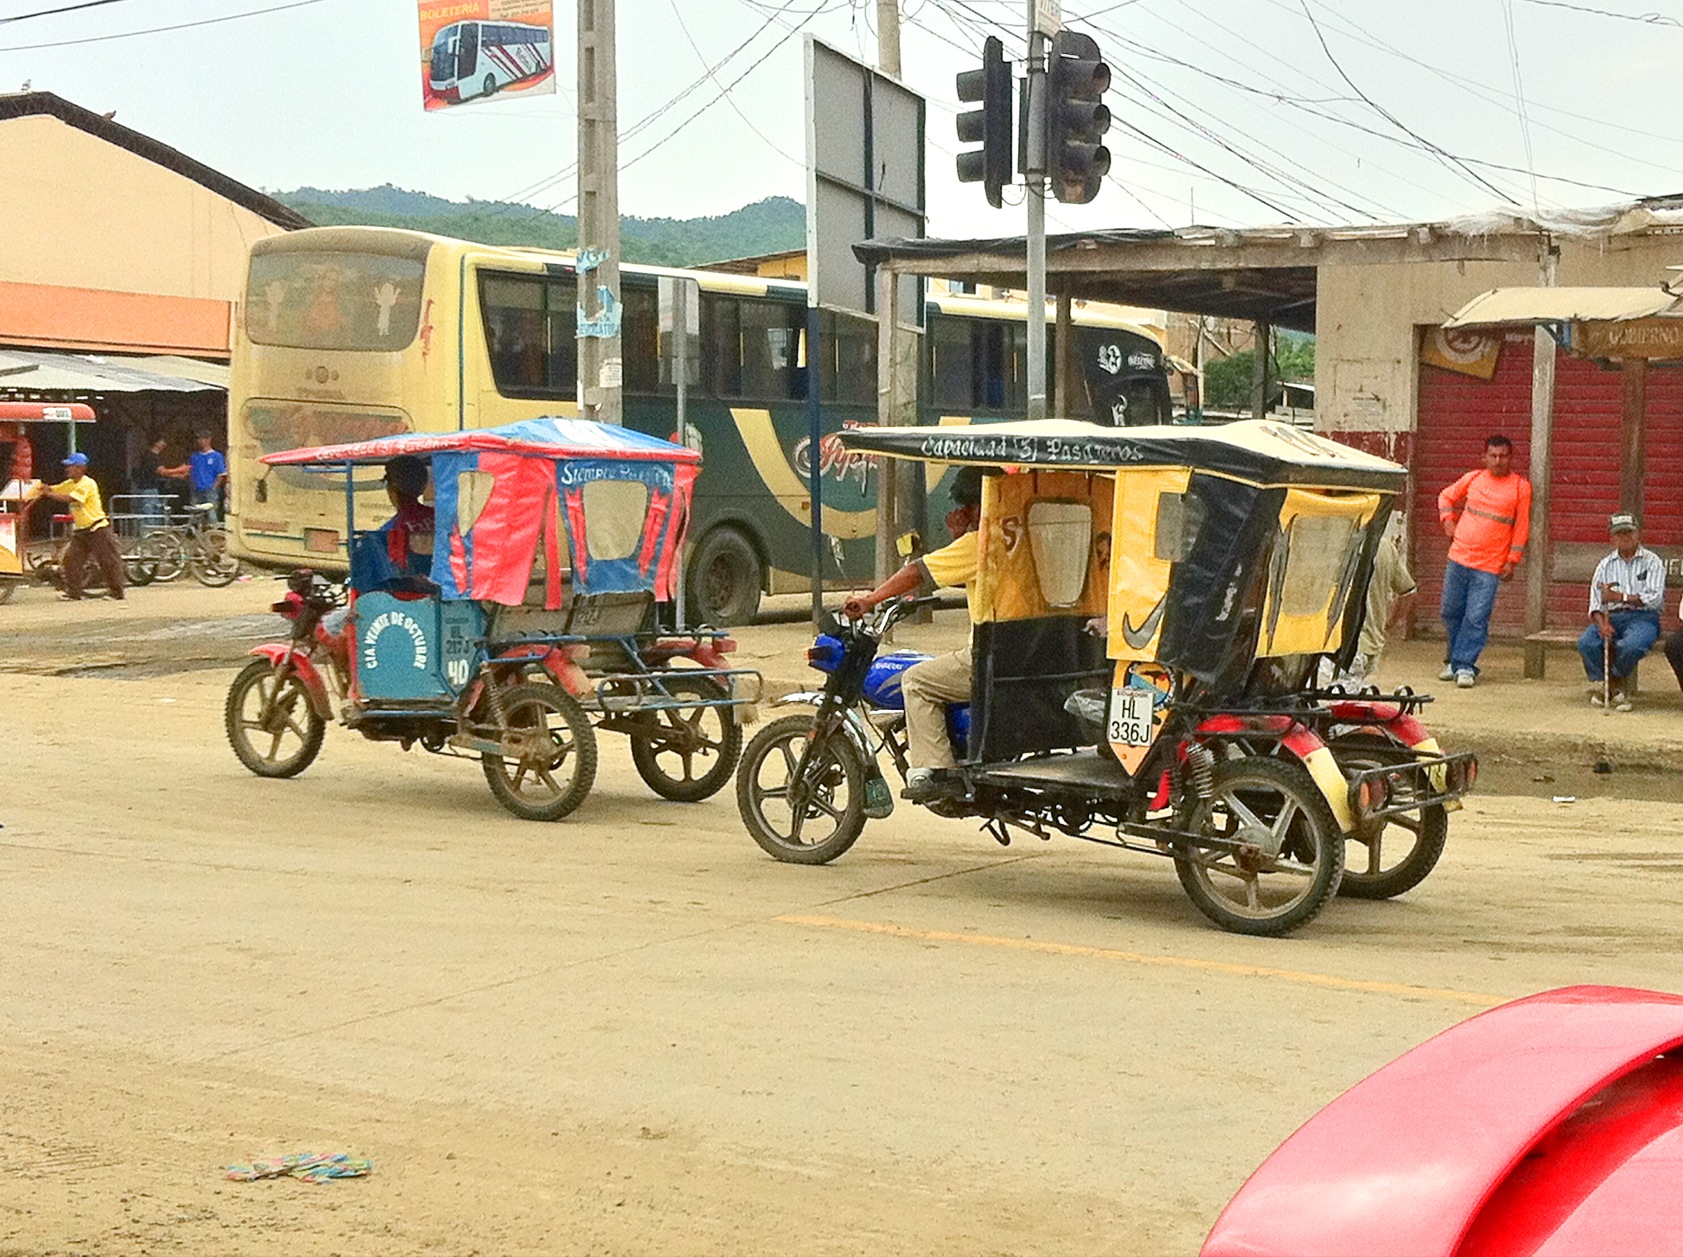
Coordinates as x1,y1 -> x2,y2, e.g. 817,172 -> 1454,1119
1621,355 -> 1647,516
1055,290 -> 1076,419
1250,320 -> 1270,421
577,0 -> 622,424
874,266 -> 899,581
1522,326 -> 1556,679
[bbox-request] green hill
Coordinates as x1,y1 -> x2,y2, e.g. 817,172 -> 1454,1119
272,185 -> 805,268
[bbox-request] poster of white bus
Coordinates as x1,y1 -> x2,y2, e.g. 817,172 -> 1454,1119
418,3 -> 554,110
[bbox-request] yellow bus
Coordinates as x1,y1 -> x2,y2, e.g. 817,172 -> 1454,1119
228,226 -> 1170,622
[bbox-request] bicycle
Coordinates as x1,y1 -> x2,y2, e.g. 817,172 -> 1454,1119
130,503 -> 240,587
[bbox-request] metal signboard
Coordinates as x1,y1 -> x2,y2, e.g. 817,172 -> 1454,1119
803,36 -> 926,324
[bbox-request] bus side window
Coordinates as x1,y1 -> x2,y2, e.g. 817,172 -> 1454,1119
820,310 -> 876,407
931,315 -> 973,410
621,286 -> 661,394
704,296 -> 742,398
480,272 -> 576,398
459,21 -> 479,77
741,301 -> 805,402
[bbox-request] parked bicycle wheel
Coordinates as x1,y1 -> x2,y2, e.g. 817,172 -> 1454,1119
191,545 -> 241,588
139,530 -> 187,582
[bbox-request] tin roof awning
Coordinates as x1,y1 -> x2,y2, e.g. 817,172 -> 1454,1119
0,348 -> 227,395
1444,286 -> 1683,328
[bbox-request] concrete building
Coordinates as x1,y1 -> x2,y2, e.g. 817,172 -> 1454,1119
0,91 -> 307,488
859,202 -> 1683,641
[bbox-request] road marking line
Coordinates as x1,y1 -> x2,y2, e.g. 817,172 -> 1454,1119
775,915 -> 1506,1007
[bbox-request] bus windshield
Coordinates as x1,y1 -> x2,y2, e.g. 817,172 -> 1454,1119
430,38 -> 456,83
246,250 -> 427,351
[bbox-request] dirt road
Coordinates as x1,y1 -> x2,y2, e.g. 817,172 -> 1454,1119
4,641 -> 1681,1254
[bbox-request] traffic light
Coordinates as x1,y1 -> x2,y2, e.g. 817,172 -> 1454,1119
955,35 -> 1012,209
1046,30 -> 1110,205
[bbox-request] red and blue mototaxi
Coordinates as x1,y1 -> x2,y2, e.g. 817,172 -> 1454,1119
227,417 -> 760,821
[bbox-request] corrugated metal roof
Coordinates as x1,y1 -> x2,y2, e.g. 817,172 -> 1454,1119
0,348 -> 226,394
1444,287 -> 1683,327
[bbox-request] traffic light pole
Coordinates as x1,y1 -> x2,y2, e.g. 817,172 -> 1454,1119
1024,4 -> 1048,422
578,0 -> 623,425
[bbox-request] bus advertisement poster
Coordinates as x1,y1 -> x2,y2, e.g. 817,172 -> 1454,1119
418,1 -> 555,112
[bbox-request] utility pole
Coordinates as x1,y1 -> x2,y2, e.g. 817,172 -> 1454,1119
577,0 -> 623,424
876,0 -> 901,75
1024,1 -> 1050,421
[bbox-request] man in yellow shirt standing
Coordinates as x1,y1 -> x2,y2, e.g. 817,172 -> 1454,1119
35,452 -> 126,602
843,466 -> 984,802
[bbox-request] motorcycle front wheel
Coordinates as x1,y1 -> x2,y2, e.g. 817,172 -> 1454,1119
1174,756 -> 1344,938
736,712 -> 867,865
224,657 -> 326,778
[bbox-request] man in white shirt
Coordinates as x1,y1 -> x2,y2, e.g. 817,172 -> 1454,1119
1578,512 -> 1664,711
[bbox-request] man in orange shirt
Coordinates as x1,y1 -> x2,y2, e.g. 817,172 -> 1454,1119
1437,434 -> 1532,688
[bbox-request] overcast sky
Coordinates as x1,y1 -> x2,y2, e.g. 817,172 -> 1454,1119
4,0 -> 1682,239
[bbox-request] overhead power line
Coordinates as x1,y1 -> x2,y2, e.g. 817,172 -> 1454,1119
1519,0 -> 1682,24
0,0 -> 328,51
1295,0 -> 1516,204
0,0 -> 138,24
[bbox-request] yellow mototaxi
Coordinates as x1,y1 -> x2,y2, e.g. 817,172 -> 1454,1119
757,418 -> 1476,937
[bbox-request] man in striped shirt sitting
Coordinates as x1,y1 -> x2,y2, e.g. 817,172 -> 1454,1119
1578,513 -> 1664,712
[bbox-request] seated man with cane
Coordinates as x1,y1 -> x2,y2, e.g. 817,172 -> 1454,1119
1578,512 -> 1664,712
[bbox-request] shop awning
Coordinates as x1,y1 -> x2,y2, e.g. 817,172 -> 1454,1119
0,348 -> 227,395
1444,286 -> 1683,328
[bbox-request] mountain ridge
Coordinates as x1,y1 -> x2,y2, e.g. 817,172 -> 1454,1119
271,184 -> 805,267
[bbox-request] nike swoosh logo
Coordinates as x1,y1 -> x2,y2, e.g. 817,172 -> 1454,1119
1121,595 -> 1168,649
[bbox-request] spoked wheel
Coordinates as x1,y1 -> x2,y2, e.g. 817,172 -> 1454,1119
1332,738 -> 1449,900
125,545 -> 158,586
139,532 -> 187,583
627,674 -> 744,802
191,544 -> 241,588
224,657 -> 326,778
736,713 -> 867,865
1174,756 -> 1344,937
480,682 -> 598,821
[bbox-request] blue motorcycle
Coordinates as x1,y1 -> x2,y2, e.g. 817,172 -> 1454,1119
735,597 -> 979,864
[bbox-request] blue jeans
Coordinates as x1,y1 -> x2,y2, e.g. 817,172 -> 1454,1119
1578,610 -> 1660,681
190,485 -> 221,524
1440,560 -> 1501,675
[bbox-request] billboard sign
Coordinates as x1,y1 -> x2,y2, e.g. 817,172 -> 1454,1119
418,1 -> 555,112
803,36 -> 925,324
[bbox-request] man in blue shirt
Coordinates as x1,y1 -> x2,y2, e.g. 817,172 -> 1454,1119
1579,512 -> 1664,712
165,431 -> 227,522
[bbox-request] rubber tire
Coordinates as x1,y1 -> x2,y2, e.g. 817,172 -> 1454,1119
0,580 -> 15,605
481,682 -> 598,822
628,674 -> 744,802
484,73 -> 497,97
125,544 -> 158,586
736,713 -> 867,865
192,548 -> 241,588
686,526 -> 763,626
1174,756 -> 1344,938
1331,738 -> 1450,900
140,532 -> 187,583
224,657 -> 326,779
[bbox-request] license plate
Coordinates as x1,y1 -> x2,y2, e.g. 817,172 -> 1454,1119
1107,687 -> 1154,747
304,528 -> 340,554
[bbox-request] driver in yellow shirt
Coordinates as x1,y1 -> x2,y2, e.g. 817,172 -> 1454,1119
843,466 -> 984,802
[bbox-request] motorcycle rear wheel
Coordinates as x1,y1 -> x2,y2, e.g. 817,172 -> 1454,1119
225,657 -> 326,778
1174,756 -> 1344,937
736,713 -> 867,865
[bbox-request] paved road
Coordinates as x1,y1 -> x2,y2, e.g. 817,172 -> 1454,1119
4,658 -> 1680,1255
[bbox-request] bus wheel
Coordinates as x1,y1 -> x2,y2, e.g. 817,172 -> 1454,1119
484,73 -> 497,96
687,526 -> 762,626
